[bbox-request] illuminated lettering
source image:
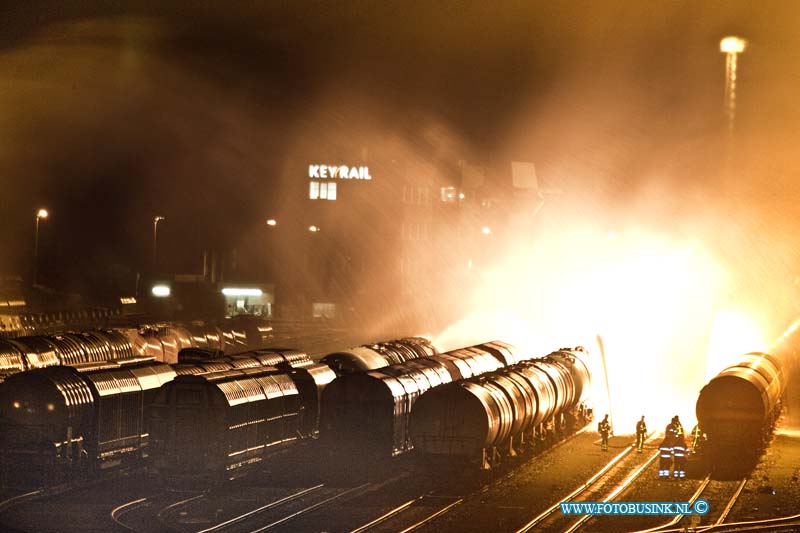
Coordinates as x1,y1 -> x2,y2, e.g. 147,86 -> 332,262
308,163 -> 372,180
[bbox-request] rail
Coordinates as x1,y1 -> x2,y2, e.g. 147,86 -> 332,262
248,483 -> 373,532
562,450 -> 660,533
0,490 -> 43,513
348,493 -> 464,533
633,474 -> 711,533
515,432 -> 658,533
197,483 -> 325,533
110,497 -> 150,531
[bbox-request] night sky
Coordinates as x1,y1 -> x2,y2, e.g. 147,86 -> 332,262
1,1 -> 798,297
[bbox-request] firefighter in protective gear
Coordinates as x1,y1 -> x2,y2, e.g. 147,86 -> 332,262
666,415 -> 684,440
598,414 -> 611,451
658,433 -> 673,478
690,424 -> 705,454
672,432 -> 688,478
635,416 -> 647,453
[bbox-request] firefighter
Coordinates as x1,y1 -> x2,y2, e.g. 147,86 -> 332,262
690,424 -> 705,454
658,433 -> 673,479
598,414 -> 612,451
666,415 -> 684,440
635,415 -> 647,453
672,431 -> 688,479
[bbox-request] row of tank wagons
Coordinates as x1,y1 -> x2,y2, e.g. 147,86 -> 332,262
0,308 -> 122,339
319,344 -> 593,470
0,337 -> 437,487
0,330 -> 137,377
0,321 -> 275,381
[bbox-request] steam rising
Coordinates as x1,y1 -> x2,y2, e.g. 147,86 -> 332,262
1,5 -> 798,429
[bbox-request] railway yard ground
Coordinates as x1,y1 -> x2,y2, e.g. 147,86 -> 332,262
1,423 -> 799,532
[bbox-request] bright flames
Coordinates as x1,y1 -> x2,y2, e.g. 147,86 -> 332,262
437,226 -> 771,436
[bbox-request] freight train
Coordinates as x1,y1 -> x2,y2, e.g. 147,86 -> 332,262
0,336 -> 437,487
319,341 -> 524,459
409,347 -> 592,469
0,321 -> 270,382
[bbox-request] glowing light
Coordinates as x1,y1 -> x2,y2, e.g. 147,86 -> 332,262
12,401 -> 20,409
720,36 -> 746,54
36,208 -> 48,219
458,192 -> 465,200
151,285 -> 171,297
154,215 -> 165,223
443,226 -> 730,432
481,226 -> 492,235
706,309 -> 766,380
266,219 -> 277,226
46,403 -> 55,412
119,297 -> 137,305
309,225 -> 320,232
221,288 -> 263,297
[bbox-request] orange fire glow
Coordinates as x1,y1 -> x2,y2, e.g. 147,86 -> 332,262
436,226 -> 775,434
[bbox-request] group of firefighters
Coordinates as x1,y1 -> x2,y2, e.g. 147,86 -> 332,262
597,414 -> 706,479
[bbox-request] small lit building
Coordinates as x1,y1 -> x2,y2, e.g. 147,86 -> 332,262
144,275 -> 274,321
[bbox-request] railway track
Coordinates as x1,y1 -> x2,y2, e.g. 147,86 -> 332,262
513,432 -> 661,533
633,475 -> 749,533
111,491 -> 205,532
348,492 -> 464,533
0,490 -> 43,514
193,482 -> 374,533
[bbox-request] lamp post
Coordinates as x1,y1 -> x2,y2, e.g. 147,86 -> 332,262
33,208 -> 48,285
720,36 -> 746,136
152,216 -> 165,270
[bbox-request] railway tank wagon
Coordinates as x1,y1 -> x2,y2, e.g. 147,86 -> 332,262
149,367 -> 303,482
0,360 -> 176,486
320,337 -> 439,374
695,351 -> 785,469
148,347 -> 337,483
319,341 -> 520,460
409,347 -> 592,469
229,348 -> 336,435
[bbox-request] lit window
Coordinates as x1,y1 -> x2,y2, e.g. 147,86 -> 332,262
309,180 -> 335,200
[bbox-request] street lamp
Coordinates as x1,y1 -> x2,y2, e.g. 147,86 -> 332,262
308,225 -> 320,233
33,208 -> 48,285
153,216 -> 165,269
720,36 -> 746,135
266,218 -> 277,226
